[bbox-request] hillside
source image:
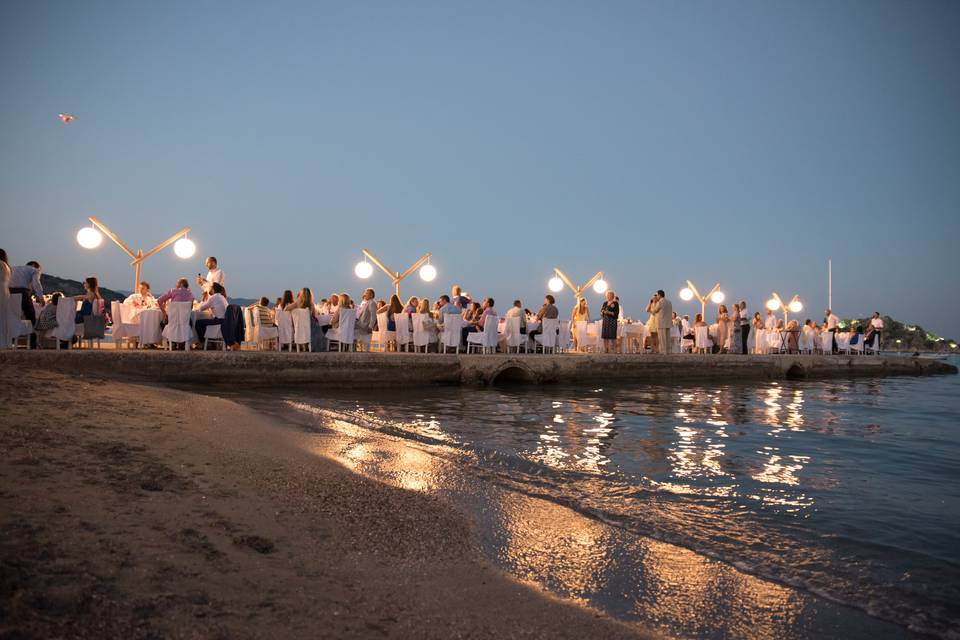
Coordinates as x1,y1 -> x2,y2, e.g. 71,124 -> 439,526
39,274 -> 256,308
840,315 -> 956,353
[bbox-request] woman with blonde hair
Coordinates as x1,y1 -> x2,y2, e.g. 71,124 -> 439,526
716,304 -> 731,353
570,297 -> 591,349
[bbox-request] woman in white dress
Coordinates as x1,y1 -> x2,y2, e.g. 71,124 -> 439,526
0,249 -> 12,349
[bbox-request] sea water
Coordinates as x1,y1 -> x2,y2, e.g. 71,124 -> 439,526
244,356 -> 960,639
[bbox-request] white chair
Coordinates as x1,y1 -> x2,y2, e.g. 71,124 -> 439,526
395,313 -> 412,352
251,308 -> 279,350
799,328 -> 815,354
326,313 -> 356,351
439,314 -> 464,354
819,332 -> 833,355
276,309 -> 294,351
502,316 -> 526,354
865,331 -> 881,355
836,333 -> 851,354
242,307 -> 255,344
694,326 -> 711,354
8,294 -> 34,349
203,323 -> 224,350
412,313 -> 437,353
162,301 -> 193,350
534,318 -> 559,353
112,302 -> 141,349
849,334 -> 864,356
370,312 -> 395,352
557,320 -> 572,353
467,315 -> 499,354
291,308 -> 312,352
52,297 -> 77,349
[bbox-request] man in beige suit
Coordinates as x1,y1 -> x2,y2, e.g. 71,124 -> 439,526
646,289 -> 673,354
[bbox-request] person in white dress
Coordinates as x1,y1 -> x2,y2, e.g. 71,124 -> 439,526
0,249 -> 12,349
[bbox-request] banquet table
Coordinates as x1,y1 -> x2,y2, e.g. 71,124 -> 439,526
135,308 -> 163,345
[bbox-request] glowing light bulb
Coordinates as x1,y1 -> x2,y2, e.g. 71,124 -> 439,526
592,279 -> 608,295
355,261 -> 373,279
76,226 -> 103,249
710,290 -> 725,304
788,299 -> 803,313
766,298 -> 780,311
173,237 -> 196,259
419,263 -> 437,282
679,287 -> 694,301
548,276 -> 564,293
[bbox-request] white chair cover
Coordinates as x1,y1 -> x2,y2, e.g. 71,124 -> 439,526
467,314 -> 499,353
243,307 -> 255,343
53,297 -> 77,346
138,309 -> 163,346
250,306 -> 279,349
836,333 -> 851,353
370,311 -> 395,352
799,328 -> 815,353
411,314 -> 436,352
276,309 -> 294,349
395,313 -> 412,351
327,311 -> 356,351
502,316 -> 525,353
291,308 -> 311,350
820,332 -> 833,354
557,320 -> 571,352
535,318 -> 559,352
695,326 -> 711,352
162,301 -> 193,346
440,314 -> 464,353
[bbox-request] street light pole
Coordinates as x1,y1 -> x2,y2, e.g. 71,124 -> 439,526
86,216 -> 191,292
360,248 -> 433,297
683,280 -> 721,320
552,268 -> 606,297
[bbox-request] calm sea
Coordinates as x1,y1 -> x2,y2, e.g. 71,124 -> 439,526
240,356 -> 960,639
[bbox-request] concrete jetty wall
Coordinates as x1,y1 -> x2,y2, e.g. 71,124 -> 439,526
2,350 -> 955,388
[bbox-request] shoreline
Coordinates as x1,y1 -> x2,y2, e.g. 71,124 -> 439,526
1,350 -> 955,388
0,364 -> 654,639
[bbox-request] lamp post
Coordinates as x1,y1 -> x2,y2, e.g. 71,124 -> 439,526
76,216 -> 195,292
548,268 -> 608,297
678,280 -> 724,319
765,292 -> 803,325
354,248 -> 436,297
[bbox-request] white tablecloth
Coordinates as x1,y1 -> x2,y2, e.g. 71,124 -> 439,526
136,308 -> 163,345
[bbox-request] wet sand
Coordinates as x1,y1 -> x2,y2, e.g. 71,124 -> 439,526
0,366 -> 653,639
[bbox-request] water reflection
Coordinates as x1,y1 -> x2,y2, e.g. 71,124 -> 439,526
270,373 -> 959,639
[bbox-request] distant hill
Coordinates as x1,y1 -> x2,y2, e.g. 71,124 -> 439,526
41,274 -> 128,304
839,315 -> 956,353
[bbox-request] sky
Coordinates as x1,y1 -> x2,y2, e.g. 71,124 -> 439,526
1,0 -> 958,337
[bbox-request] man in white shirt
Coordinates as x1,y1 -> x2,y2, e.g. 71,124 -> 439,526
124,281 -> 158,309
9,260 -> 43,346
825,309 -> 840,353
866,312 -> 884,349
196,256 -> 224,295
739,300 -> 750,355
194,282 -> 228,345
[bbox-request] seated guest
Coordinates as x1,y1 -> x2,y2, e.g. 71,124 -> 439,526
75,277 -> 107,324
280,289 -> 296,311
527,295 -> 559,342
694,313 -> 707,327
404,296 -> 419,317
249,296 -> 275,326
505,299 -> 527,334
416,299 -> 437,332
461,298 -> 496,347
378,294 -> 404,331
274,297 -> 283,310
157,278 -> 196,317
865,312 -> 884,347
451,285 -> 470,310
462,300 -> 481,323
331,293 -> 355,328
35,292 -> 62,333
124,281 -> 157,309
764,309 -> 777,330
194,282 -> 228,345
437,295 -> 459,316
681,315 -> 692,339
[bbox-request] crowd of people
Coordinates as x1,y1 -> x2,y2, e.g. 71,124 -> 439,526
1,247 -> 883,354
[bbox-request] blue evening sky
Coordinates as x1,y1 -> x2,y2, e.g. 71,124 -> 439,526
2,1 -> 958,337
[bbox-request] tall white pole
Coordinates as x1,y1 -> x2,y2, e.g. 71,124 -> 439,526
828,259 -> 832,310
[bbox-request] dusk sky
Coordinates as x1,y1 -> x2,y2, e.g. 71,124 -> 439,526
2,1 -> 958,337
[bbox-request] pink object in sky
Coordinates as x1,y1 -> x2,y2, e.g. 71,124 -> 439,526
58,113 -> 75,124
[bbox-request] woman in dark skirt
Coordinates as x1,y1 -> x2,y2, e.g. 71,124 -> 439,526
599,290 -> 620,353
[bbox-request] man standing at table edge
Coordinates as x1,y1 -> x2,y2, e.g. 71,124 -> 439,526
647,290 -> 673,354
197,257 -> 224,295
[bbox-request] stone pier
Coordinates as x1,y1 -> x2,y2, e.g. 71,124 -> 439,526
1,350 -> 955,388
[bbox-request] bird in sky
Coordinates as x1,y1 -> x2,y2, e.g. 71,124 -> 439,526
58,113 -> 75,124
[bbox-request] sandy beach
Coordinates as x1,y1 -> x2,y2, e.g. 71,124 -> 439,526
0,364 -> 655,639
